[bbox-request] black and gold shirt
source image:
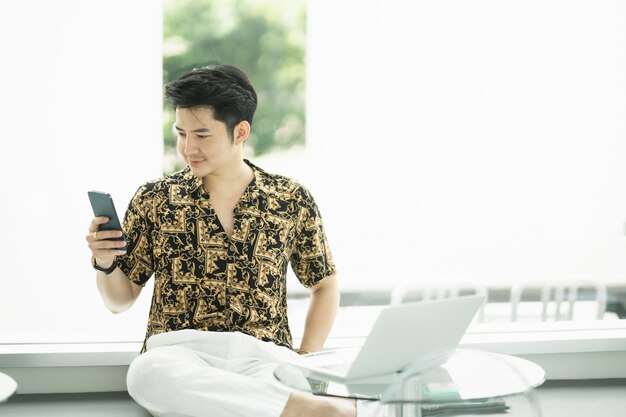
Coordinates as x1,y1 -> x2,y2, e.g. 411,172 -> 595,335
117,160 -> 336,352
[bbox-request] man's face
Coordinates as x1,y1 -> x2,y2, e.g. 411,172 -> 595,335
175,107 -> 238,178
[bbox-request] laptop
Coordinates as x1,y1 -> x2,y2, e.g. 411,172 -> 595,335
288,294 -> 485,385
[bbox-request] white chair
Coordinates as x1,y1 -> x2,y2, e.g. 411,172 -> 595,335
390,280 -> 488,322
509,278 -> 608,322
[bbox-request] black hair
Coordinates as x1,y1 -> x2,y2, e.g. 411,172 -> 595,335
164,64 -> 258,139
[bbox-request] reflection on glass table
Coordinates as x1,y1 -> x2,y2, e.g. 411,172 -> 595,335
274,348 -> 545,416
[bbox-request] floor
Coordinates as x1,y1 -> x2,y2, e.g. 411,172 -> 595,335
1,380 -> 625,416
1,391 -> 150,417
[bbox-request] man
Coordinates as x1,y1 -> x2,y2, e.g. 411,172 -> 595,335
86,65 -> 376,417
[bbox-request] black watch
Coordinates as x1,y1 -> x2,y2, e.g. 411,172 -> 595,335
91,257 -> 118,275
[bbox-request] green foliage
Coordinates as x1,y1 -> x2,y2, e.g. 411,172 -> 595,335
163,0 -> 306,174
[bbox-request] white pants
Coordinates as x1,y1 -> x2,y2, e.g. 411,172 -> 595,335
127,329 -> 302,417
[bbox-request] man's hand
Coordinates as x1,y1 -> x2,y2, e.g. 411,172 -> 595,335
86,216 -> 127,268
87,216 -> 141,313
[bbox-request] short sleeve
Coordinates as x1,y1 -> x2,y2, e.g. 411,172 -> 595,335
289,186 -> 336,288
116,185 -> 154,286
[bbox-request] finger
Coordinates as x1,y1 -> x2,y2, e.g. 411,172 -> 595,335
86,230 -> 99,243
92,243 -> 126,252
88,217 -> 110,233
98,237 -> 126,248
90,241 -> 127,257
93,230 -> 124,241
90,237 -> 126,250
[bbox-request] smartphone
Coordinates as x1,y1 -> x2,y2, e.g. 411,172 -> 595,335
87,190 -> 127,251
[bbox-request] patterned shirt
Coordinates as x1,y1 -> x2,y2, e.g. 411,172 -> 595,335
117,160 -> 336,352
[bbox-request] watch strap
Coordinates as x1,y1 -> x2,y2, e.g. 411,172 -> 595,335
91,257 -> 118,275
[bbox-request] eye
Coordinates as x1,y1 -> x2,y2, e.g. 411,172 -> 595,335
177,132 -> 186,137
197,135 -> 210,139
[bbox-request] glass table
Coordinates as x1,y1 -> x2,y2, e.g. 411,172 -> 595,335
0,371 -> 17,403
274,348 -> 545,416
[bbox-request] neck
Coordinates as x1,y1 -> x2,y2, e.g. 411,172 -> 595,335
202,158 -> 253,194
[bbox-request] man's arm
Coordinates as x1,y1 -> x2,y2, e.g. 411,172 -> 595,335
87,216 -> 143,314
95,266 -> 143,314
298,274 -> 339,354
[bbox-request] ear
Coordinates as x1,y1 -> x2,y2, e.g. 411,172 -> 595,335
233,121 -> 251,145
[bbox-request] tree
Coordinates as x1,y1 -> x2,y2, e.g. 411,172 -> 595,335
163,0 -> 306,173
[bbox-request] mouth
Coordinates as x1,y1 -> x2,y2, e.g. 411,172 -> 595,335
188,158 -> 206,167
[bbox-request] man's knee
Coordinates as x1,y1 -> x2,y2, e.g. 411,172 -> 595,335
127,346 -> 186,402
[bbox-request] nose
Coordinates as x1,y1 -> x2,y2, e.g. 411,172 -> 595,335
180,135 -> 196,157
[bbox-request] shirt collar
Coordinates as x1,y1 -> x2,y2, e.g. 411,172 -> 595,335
180,166 -> 203,194
177,159 -> 270,203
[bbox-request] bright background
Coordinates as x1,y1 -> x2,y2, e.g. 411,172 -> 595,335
0,0 -> 162,341
1,0 -> 625,342
298,0 -> 626,291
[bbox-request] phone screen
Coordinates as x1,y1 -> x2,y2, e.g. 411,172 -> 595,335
87,190 -> 127,250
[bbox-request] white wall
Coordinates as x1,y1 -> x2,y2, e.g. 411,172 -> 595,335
0,0 -> 162,340
306,1 -> 626,289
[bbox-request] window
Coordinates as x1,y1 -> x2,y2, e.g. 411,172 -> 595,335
162,0 -> 306,175
0,0 -> 162,344
1,0 -> 625,349
303,1 -> 626,317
